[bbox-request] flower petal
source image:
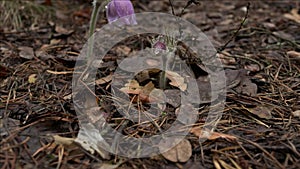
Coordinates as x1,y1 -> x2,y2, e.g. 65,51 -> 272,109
107,0 -> 137,25
106,1 -> 119,23
115,0 -> 132,16
153,41 -> 167,50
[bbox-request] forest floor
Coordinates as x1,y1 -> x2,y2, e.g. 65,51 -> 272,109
1,1 -> 300,169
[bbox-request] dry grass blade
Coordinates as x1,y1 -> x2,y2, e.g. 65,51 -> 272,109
0,0 -> 53,31
240,137 -> 285,169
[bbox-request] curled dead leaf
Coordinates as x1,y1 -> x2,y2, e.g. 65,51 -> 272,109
292,110 -> 300,118
18,46 -> 34,59
115,45 -> 131,56
284,8 -> 300,23
120,81 -> 164,103
166,71 -> 187,91
287,51 -> 300,60
245,106 -> 273,119
218,52 -> 236,65
119,80 -> 142,95
28,74 -> 37,84
52,135 -> 75,146
190,127 -> 237,142
55,25 -> 74,35
160,138 -> 192,163
96,74 -> 113,85
244,64 -> 261,72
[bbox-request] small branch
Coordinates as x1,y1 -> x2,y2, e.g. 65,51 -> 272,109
168,0 -> 176,16
180,0 -> 200,17
218,2 -> 250,52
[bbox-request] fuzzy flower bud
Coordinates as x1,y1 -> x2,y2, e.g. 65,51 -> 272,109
106,0 -> 137,25
153,41 -> 167,54
153,41 -> 167,50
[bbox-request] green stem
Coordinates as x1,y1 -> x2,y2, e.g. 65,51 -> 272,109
159,57 -> 167,89
87,0 -> 109,63
79,0 -> 109,81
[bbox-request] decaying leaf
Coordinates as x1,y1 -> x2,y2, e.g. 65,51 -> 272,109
120,80 -> 142,95
139,81 -> 155,97
218,52 -> 236,65
28,74 -> 37,84
160,139 -> 192,163
98,163 -> 120,169
54,25 -> 74,36
164,89 -> 181,108
135,70 -> 150,83
190,127 -> 237,142
244,64 -> 261,72
115,45 -> 131,56
96,74 -> 113,85
224,69 -> 242,89
287,51 -> 300,60
231,69 -> 257,96
166,71 -> 187,91
18,46 -> 34,59
120,80 -> 164,103
94,161 -> 124,169
235,78 -> 257,96
292,110 -> 300,118
245,106 -> 273,119
284,8 -> 300,23
50,39 -> 61,45
52,135 -> 75,146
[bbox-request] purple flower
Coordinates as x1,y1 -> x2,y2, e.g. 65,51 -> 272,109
153,41 -> 168,54
106,0 -> 137,25
153,41 -> 167,50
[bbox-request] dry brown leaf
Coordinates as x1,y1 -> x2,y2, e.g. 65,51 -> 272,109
246,106 -> 273,119
135,70 -> 150,83
96,162 -> 123,169
140,81 -> 155,95
120,81 -> 163,103
166,71 -> 187,91
244,64 -> 261,72
120,80 -> 142,95
190,127 -> 237,142
115,45 -> 131,56
233,70 -> 257,96
50,39 -> 61,45
92,159 -> 125,169
164,89 -> 181,108
292,110 -> 300,118
284,8 -> 300,23
28,74 -> 37,84
18,46 -> 34,59
287,51 -> 300,60
138,81 -> 155,102
218,52 -> 236,65
72,7 -> 91,19
160,139 -> 192,163
96,74 -> 113,85
52,135 -> 75,147
55,25 -> 74,35
208,132 -> 237,141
